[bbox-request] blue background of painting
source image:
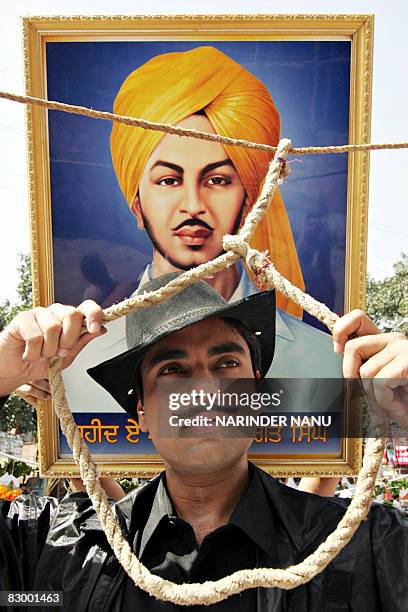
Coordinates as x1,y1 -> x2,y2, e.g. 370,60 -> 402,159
46,40 -> 351,330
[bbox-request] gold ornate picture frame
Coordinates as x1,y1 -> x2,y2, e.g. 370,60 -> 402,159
23,14 -> 373,478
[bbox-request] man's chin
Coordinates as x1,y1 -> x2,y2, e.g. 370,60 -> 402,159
161,438 -> 250,473
162,246 -> 226,272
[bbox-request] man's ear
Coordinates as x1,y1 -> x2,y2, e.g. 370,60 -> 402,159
137,399 -> 148,432
237,195 -> 250,231
131,194 -> 145,230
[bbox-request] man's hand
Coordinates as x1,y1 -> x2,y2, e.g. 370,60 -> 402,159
69,477 -> 125,500
16,379 -> 52,405
333,309 -> 408,428
0,301 -> 105,398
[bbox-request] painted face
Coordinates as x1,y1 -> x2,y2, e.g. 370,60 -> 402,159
132,115 -> 248,271
138,318 -> 256,474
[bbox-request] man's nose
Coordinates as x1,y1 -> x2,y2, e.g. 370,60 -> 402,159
188,372 -> 220,404
190,369 -> 220,389
179,183 -> 206,217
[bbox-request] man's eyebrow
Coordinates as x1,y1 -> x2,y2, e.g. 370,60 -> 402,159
150,159 -> 235,177
207,342 -> 246,357
200,159 -> 234,177
146,348 -> 188,368
150,160 -> 183,173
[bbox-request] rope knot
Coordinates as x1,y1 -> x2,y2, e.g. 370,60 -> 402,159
223,234 -> 261,270
223,235 -> 274,285
222,234 -> 249,259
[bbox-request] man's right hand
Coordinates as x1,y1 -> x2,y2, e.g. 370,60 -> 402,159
0,301 -> 105,398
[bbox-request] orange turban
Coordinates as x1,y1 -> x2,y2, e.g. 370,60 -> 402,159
111,46 -> 304,316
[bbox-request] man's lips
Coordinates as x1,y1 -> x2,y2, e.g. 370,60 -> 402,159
174,227 -> 212,237
172,226 -> 213,245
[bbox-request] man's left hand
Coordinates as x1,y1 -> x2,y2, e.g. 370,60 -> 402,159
333,309 -> 408,428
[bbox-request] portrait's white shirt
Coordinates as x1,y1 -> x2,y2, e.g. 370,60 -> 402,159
63,262 -> 342,413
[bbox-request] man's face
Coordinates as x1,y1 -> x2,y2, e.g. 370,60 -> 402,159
137,318 -> 256,474
132,114 -> 248,271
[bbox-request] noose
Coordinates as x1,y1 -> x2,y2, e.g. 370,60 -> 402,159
45,139 -> 386,605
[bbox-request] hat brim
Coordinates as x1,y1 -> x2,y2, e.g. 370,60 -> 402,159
87,289 -> 276,416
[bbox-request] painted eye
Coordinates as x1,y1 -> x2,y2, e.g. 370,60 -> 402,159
207,176 -> 231,186
158,177 -> 180,186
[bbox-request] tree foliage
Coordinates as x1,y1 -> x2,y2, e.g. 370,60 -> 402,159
0,254 -> 36,435
366,253 -> 408,335
0,254 -> 32,332
0,457 -> 35,479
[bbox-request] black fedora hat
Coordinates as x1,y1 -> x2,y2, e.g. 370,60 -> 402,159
87,272 -> 275,415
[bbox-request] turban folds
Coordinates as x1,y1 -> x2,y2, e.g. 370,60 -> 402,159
111,46 -> 304,316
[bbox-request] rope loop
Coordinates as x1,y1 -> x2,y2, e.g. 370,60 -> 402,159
0,84 -> 402,604
30,133 -> 385,606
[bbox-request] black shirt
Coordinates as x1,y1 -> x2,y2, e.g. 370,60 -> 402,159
1,456 -> 408,610
118,463 -> 284,611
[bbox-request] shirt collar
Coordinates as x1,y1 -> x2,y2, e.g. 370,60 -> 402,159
137,475 -> 176,559
139,262 -> 293,342
137,464 -> 287,562
95,464 -> 346,567
139,263 -> 153,287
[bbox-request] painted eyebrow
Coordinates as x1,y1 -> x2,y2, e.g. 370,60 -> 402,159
146,348 -> 188,368
207,342 -> 246,357
150,161 -> 183,174
149,159 -> 235,177
200,159 -> 235,178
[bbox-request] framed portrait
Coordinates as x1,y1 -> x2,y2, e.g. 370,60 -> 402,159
23,14 -> 373,477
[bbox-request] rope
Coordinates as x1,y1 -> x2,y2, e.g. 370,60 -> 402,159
44,139 -> 386,605
1,90 -> 407,155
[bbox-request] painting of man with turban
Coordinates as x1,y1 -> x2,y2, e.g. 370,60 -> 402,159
57,44 -> 342,424
110,46 -> 303,317
23,32 -> 356,468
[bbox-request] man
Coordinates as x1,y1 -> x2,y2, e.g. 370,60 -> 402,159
20,46 -> 342,423
1,275 -> 407,610
110,46 -> 303,313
